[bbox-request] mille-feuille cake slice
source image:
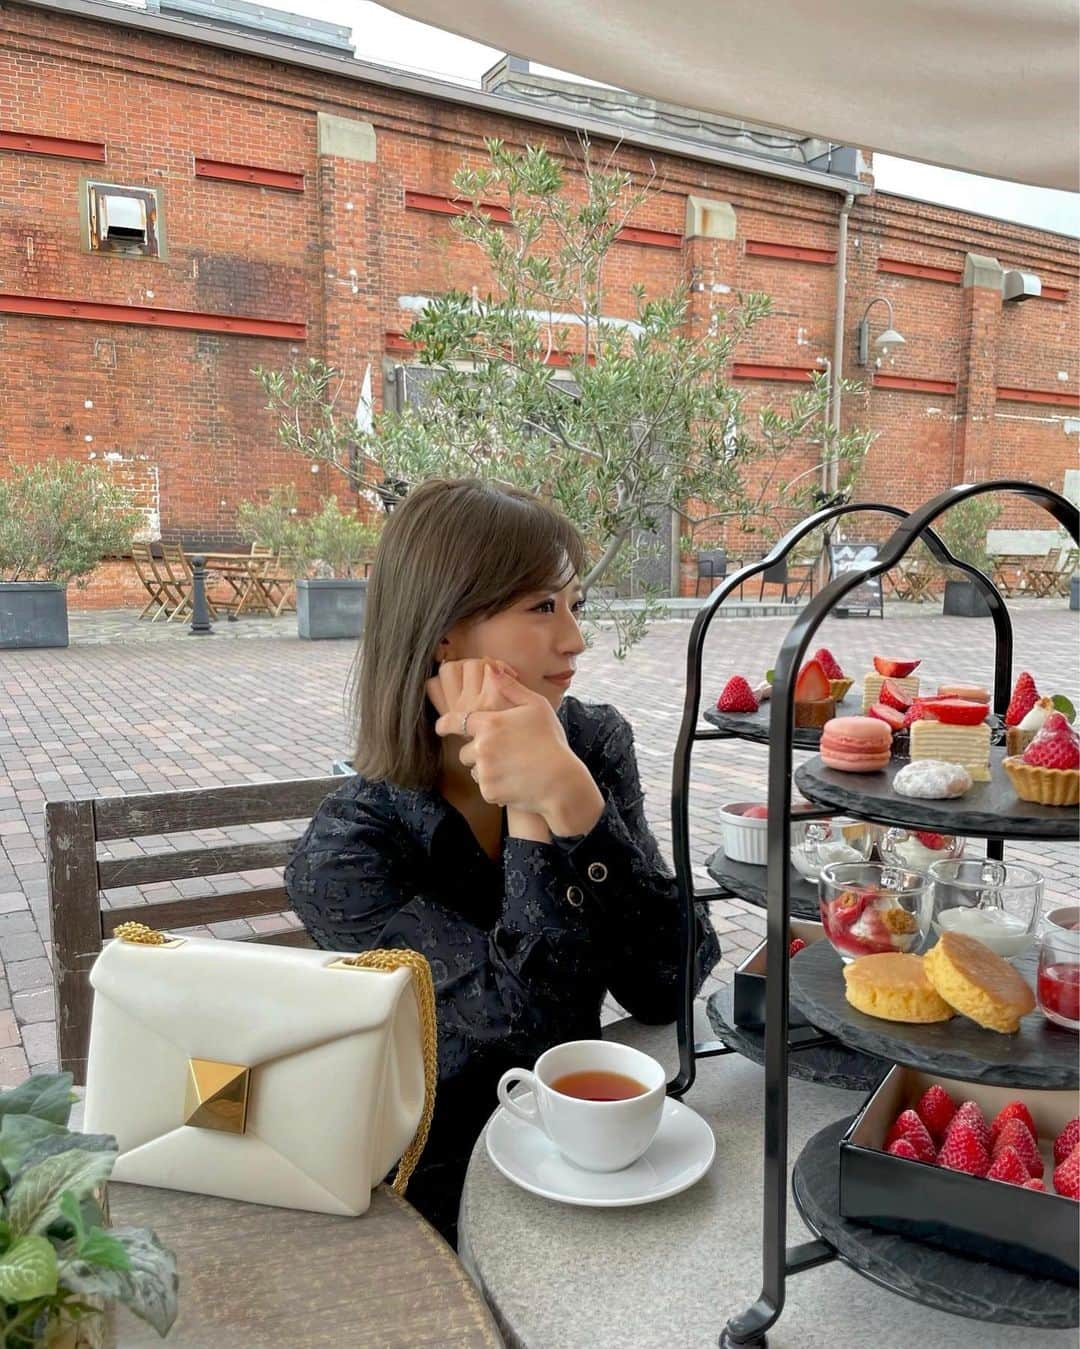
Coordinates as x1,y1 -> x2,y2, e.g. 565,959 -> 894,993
862,673 -> 920,713
909,719 -> 991,782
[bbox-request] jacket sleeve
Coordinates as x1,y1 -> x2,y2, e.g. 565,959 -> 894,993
550,705 -> 720,1023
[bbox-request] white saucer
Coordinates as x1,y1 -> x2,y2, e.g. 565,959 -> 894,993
485,1096 -> 715,1208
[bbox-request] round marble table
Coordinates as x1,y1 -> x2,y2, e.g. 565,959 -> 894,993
459,1017 -> 1077,1349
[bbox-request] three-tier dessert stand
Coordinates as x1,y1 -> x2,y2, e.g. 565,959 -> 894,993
666,479 -> 1079,1345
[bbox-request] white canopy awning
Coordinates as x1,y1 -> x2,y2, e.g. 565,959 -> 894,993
379,0 -> 1080,191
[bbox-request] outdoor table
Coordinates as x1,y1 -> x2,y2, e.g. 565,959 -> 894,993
459,1016 -> 1076,1349
186,551 -> 272,617
110,1181 -> 504,1347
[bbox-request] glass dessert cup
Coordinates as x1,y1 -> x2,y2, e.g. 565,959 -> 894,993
923,858 -> 1043,960
818,862 -> 927,963
877,827 -> 965,873
1037,907 -> 1080,1031
791,816 -> 875,882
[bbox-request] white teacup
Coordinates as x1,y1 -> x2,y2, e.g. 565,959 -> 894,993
496,1040 -> 666,1172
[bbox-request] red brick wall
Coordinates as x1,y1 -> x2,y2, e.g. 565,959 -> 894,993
0,2 -> 1076,608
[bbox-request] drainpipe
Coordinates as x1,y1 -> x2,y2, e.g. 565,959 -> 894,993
826,192 -> 856,495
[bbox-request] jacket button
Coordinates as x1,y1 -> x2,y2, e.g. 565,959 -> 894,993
587,862 -> 608,883
565,885 -> 584,908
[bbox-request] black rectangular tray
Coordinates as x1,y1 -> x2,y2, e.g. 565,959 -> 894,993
732,918 -> 825,1031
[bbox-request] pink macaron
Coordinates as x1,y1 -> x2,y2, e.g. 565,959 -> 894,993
820,716 -> 892,773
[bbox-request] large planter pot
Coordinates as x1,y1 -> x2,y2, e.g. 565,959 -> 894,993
1071,574 -> 1079,611
296,577 -> 367,640
45,1302 -> 116,1347
0,581 -> 69,649
942,578 -> 991,618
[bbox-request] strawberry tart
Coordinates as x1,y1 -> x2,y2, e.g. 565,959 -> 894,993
820,716 -> 892,773
1003,711 -> 1080,807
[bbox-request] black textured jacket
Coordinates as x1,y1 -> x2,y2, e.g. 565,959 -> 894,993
285,697 -> 719,1242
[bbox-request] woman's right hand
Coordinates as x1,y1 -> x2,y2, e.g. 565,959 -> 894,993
426,658 -> 519,739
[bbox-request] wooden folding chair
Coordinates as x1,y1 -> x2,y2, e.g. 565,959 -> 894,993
254,551 -> 298,617
131,542 -> 169,620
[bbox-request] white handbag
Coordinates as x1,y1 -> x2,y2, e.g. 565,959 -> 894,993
83,923 -> 437,1215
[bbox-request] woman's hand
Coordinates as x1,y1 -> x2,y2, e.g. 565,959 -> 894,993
459,669 -> 604,836
426,658 -> 518,737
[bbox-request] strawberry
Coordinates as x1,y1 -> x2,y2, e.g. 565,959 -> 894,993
986,1146 -> 1030,1186
949,1101 -> 990,1153
992,1119 -> 1043,1178
886,1137 -> 922,1161
915,1084 -> 957,1142
873,656 -> 921,678
920,697 -> 989,726
1023,1178 -> 1047,1192
1054,1117 -> 1080,1166
794,659 -> 832,703
1005,671 -> 1039,727
1023,712 -> 1080,771
879,679 -> 913,711
902,698 -> 934,729
936,1121 -> 990,1177
742,804 -> 769,818
867,703 -> 905,731
989,1100 -> 1038,1149
1052,1142 -> 1080,1200
913,831 -> 947,851
788,937 -> 807,958
884,1109 -> 936,1163
813,647 -> 844,679
717,676 -> 759,713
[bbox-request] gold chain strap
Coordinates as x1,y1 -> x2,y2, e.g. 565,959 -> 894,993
335,949 -> 438,1196
114,922 -> 169,945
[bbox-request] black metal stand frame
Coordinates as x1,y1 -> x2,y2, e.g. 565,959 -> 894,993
666,480 -> 1080,1347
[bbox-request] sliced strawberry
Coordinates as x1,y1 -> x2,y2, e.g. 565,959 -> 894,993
1023,1178 -> 1047,1192
989,1100 -> 1038,1149
937,1121 -> 990,1177
794,659 -> 832,703
1054,1117 -> 1080,1166
919,697 -> 989,726
949,1101 -> 990,1153
879,679 -> 913,711
1005,671 -> 1039,727
788,937 -> 807,957
902,698 -> 934,729
992,1119 -> 1043,1178
886,1138 -> 922,1161
913,831 -> 948,851
717,676 -> 759,713
828,887 -> 873,929
987,1146 -> 1030,1186
873,656 -> 921,678
867,703 -> 905,731
813,647 -> 845,679
1023,712 -> 1080,771
1052,1142 -> 1080,1200
915,1084 -> 957,1142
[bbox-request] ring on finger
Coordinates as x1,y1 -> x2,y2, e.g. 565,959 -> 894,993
461,711 -> 473,738
470,767 -> 479,783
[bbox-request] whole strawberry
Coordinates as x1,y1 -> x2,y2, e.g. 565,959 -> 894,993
884,1109 -> 936,1163
1023,1178 -> 1047,1192
1005,672 -> 1038,727
992,1119 -> 1043,1178
1023,712 -> 1080,771
788,937 -> 807,958
937,1121 -> 990,1177
986,1146 -> 1030,1187
950,1100 -> 990,1154
886,1138 -> 921,1161
717,676 -> 759,714
915,1084 -> 957,1143
1052,1142 -> 1080,1200
1054,1117 -> 1080,1166
813,648 -> 844,680
989,1100 -> 1037,1149
913,831 -> 947,851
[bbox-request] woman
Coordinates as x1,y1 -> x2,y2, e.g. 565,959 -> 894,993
285,478 -> 719,1243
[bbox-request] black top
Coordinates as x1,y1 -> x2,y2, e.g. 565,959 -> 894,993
285,696 -> 720,1241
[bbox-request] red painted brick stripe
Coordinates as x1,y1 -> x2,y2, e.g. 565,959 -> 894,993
0,130 -> 106,161
385,332 -> 591,366
878,257 -> 962,284
1040,285 -> 1068,301
404,191 -> 681,249
194,157 -> 305,192
746,240 -> 836,265
873,373 -> 957,395
732,363 -> 818,382
0,294 -> 305,340
997,385 -> 1080,407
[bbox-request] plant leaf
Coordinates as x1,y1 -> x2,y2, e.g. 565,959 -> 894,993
0,1073 -> 75,1126
61,1228 -> 178,1337
1051,694 -> 1076,722
7,1148 -> 116,1237
0,1114 -> 67,1174
80,1227 -> 132,1272
59,1191 -> 85,1246
0,1234 -> 58,1301
765,669 -> 775,685
14,1130 -> 117,1182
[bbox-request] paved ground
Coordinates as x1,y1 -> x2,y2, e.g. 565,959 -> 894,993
0,599 -> 1077,1085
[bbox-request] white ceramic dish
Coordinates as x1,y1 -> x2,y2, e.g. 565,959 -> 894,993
719,801 -> 769,866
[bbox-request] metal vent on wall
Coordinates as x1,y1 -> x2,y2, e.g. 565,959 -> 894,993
83,181 -> 164,258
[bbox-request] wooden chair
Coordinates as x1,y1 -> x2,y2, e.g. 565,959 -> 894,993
46,775 -> 339,1084
130,542 -> 169,620
250,543 -> 297,617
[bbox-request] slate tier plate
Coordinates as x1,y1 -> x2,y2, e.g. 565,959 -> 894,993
794,749 -> 1079,841
793,1118 -> 1079,1330
703,703 -> 824,749
705,986 -> 887,1091
789,940 -> 1079,1090
704,846 -> 820,921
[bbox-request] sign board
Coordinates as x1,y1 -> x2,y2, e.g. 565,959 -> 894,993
828,541 -> 884,618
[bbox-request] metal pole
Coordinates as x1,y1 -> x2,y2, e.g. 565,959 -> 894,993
188,556 -> 213,636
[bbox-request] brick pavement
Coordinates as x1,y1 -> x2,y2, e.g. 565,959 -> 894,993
0,602 -> 1077,1086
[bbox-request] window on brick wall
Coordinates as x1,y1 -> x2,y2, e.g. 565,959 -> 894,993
81,181 -> 165,259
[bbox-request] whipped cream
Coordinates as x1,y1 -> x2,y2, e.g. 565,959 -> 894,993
1018,698 -> 1053,733
935,906 -> 1032,958
791,835 -> 862,880
893,837 -> 949,872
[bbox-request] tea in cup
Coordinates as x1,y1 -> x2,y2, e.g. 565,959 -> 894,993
496,1040 -> 666,1171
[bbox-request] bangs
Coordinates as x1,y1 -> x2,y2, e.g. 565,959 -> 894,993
468,494 -> 588,619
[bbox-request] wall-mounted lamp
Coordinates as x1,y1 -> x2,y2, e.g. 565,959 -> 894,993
855,296 -> 906,366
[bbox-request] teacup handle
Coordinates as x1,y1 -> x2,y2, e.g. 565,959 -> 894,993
497,1068 -> 544,1133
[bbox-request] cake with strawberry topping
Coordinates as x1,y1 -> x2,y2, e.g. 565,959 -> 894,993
862,656 -> 921,713
812,647 -> 853,703
1004,711 -> 1080,806
908,696 -> 992,781
793,658 -> 836,728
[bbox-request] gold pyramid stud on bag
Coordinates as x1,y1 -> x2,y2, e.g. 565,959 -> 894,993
185,1059 -> 251,1134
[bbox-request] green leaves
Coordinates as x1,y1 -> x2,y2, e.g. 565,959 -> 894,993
1051,694 -> 1077,721
61,1228 -> 178,1337
7,1149 -> 115,1237
0,1073 -> 75,1127
0,1235 -> 58,1302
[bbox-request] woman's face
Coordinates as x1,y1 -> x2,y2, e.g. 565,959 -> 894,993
441,576 -> 587,709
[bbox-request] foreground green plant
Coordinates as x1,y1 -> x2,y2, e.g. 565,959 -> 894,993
0,1073 -> 177,1345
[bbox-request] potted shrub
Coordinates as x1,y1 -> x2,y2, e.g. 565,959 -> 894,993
0,1071 -> 177,1346
296,496 -> 380,640
935,496 -> 1002,618
0,462 -> 141,650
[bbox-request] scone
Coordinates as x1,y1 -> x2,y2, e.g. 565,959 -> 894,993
923,931 -> 1036,1033
843,953 -> 955,1023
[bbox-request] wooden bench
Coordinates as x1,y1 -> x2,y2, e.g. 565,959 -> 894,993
46,776 -> 339,1085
